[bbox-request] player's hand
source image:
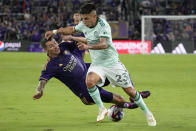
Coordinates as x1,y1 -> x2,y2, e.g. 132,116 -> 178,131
33,90 -> 43,100
77,42 -> 88,50
61,35 -> 72,41
45,31 -> 53,40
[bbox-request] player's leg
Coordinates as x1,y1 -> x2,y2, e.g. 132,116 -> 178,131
86,66 -> 108,122
129,91 -> 151,103
85,63 -> 104,108
111,93 -> 139,109
112,92 -> 151,109
105,62 -> 156,126
97,86 -> 139,109
80,85 -> 146,109
86,72 -> 104,108
129,91 -> 151,102
123,87 -> 156,126
99,77 -> 151,105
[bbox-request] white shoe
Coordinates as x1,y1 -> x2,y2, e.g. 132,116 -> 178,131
97,107 -> 108,122
145,111 -> 156,126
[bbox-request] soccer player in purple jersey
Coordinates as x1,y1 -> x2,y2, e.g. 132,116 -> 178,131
33,38 -> 150,109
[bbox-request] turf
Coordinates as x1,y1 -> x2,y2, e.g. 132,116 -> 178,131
0,52 -> 196,131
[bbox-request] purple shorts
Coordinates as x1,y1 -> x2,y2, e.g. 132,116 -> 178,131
80,87 -> 113,104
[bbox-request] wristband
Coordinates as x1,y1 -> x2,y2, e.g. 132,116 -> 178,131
52,30 -> 57,35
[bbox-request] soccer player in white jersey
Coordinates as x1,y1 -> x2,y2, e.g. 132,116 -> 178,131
45,3 -> 156,126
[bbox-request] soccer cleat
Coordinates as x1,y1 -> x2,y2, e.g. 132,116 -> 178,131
97,107 -> 108,122
129,91 -> 151,103
145,111 -> 156,126
140,91 -> 151,98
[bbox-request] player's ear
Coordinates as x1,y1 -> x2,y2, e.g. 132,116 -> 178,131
94,14 -> 96,19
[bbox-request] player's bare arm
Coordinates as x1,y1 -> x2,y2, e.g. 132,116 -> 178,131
45,26 -> 75,40
77,37 -> 108,50
61,35 -> 87,44
33,80 -> 47,100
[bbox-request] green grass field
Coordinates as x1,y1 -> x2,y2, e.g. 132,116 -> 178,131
0,52 -> 196,131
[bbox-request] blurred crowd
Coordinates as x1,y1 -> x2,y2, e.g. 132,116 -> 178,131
0,0 -> 196,42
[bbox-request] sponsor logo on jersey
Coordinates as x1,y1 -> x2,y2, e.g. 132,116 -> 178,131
64,50 -> 70,55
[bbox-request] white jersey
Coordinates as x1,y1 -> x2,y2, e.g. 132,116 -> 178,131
74,17 -> 119,67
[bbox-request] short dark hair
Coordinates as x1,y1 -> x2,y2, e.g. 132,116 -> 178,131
40,37 -> 52,49
73,10 -> 80,14
80,3 -> 96,14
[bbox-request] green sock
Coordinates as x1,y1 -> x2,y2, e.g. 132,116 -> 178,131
88,86 -> 104,108
134,92 -> 150,114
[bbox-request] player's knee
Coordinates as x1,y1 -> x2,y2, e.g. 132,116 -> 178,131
86,72 -> 100,88
86,78 -> 96,88
86,80 -> 95,88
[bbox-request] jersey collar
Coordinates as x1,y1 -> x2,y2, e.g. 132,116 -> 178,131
90,17 -> 99,28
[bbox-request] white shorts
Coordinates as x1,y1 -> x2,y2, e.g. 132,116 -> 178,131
87,62 -> 134,88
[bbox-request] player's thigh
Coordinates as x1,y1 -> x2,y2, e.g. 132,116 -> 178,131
87,65 -> 106,87
106,62 -> 134,88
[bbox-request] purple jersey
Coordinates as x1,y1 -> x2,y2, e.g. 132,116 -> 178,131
39,41 -> 112,103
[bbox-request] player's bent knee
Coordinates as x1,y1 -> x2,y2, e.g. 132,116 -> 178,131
86,72 -> 101,88
86,77 -> 97,88
86,79 -> 96,88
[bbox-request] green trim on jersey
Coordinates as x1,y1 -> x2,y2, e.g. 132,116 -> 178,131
75,17 -> 119,67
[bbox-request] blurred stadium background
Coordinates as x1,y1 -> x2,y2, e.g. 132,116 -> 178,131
0,0 -> 196,131
0,0 -> 196,54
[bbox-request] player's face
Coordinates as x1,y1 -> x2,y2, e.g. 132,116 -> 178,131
45,40 -> 60,56
73,13 -> 81,25
81,11 -> 97,28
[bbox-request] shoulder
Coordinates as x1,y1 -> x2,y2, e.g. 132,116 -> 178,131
42,57 -> 50,71
75,21 -> 85,28
98,17 -> 109,27
97,18 -> 110,31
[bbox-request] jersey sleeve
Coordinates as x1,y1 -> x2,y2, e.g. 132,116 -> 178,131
74,21 -> 83,33
99,24 -> 111,38
39,64 -> 55,81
